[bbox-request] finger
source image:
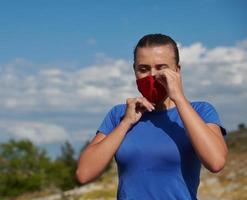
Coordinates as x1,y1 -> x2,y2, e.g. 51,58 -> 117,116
135,101 -> 148,113
156,71 -> 169,85
142,97 -> 155,110
135,97 -> 154,112
144,97 -> 155,110
165,68 -> 181,79
127,98 -> 140,111
135,98 -> 151,112
158,69 -> 176,82
126,98 -> 136,106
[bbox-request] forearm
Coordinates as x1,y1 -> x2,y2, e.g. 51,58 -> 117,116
174,96 -> 227,172
76,119 -> 131,183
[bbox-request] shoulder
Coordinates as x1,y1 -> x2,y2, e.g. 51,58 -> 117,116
110,103 -> 126,114
190,100 -> 227,136
104,103 -> 127,126
190,100 -> 216,111
107,103 -> 127,119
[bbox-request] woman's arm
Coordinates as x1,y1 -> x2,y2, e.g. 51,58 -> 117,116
175,96 -> 228,173
76,119 -> 131,184
76,97 -> 154,184
156,68 -> 228,173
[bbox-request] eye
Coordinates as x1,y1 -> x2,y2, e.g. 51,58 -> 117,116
139,68 -> 148,73
157,65 -> 168,70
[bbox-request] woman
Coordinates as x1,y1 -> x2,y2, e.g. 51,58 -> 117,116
76,34 -> 228,200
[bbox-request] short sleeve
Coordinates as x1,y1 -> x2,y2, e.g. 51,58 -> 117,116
198,102 -> 227,138
96,105 -> 119,136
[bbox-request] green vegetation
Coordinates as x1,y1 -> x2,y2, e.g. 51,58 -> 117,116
0,139 -> 82,199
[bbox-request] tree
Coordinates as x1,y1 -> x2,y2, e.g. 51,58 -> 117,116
0,139 -> 51,197
238,123 -> 246,131
55,140 -> 80,190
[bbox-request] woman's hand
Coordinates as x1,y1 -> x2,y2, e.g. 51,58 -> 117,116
156,68 -> 185,102
122,97 -> 155,126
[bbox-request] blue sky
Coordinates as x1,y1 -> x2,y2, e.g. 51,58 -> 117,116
0,0 -> 246,158
1,0 -> 246,64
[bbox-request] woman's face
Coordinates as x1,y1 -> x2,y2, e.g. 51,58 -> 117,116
134,45 -> 179,79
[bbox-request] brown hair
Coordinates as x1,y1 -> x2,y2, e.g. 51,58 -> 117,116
133,33 -> 179,68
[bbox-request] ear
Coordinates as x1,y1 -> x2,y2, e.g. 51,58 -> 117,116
176,64 -> 181,73
133,63 -> 136,70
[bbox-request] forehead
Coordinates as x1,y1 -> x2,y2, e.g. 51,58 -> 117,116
135,45 -> 175,64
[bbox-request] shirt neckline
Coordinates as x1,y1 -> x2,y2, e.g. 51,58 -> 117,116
145,101 -> 195,115
146,106 -> 177,115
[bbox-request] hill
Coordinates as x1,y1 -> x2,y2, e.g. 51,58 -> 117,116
198,128 -> 247,200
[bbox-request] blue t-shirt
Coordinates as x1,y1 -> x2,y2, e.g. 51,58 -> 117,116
96,101 -> 227,200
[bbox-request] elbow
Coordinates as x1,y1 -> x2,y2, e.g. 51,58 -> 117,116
209,165 -> 224,173
76,168 -> 90,184
206,147 -> 228,173
208,156 -> 227,173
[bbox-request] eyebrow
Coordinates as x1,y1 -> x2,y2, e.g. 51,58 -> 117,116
137,64 -> 169,68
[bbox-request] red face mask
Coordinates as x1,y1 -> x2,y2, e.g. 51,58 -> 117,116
136,75 -> 167,104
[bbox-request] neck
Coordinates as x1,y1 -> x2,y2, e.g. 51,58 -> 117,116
154,97 -> 175,111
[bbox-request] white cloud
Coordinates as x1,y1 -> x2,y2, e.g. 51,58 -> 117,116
0,38 -> 246,146
0,121 -> 69,144
72,129 -> 96,143
180,40 -> 247,91
179,42 -> 207,65
179,40 -> 247,130
0,58 -> 136,113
